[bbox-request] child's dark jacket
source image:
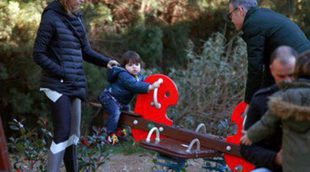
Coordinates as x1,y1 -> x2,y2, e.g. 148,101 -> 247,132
102,66 -> 150,105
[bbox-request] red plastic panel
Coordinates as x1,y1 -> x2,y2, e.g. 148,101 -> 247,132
132,74 -> 178,142
224,101 -> 255,172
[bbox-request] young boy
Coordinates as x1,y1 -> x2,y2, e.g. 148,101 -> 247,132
241,50 -> 310,172
99,50 -> 161,145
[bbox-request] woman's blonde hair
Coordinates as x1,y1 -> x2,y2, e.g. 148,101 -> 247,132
59,0 -> 77,14
294,50 -> 310,79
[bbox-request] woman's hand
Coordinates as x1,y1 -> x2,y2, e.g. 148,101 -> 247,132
107,60 -> 119,69
240,131 -> 252,145
275,149 -> 282,165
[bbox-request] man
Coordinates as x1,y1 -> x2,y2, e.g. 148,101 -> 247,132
228,0 -> 310,103
241,46 -> 297,172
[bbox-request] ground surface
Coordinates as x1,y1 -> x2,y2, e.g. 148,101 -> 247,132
99,153 -> 207,172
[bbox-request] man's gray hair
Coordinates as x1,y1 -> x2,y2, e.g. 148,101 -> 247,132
229,0 -> 258,10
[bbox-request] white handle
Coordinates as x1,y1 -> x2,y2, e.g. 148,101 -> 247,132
152,78 -> 163,109
186,138 -> 201,153
146,127 -> 160,144
195,123 -> 207,134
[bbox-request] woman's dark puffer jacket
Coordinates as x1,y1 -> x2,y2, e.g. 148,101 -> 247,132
33,0 -> 110,100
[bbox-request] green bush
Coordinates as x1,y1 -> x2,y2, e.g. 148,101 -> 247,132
126,25 -> 163,68
8,118 -> 110,171
168,32 -> 247,137
162,22 -> 191,70
8,118 -> 51,171
0,0 -> 47,134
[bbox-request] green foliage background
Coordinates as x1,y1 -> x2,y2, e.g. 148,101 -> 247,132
0,0 -> 309,137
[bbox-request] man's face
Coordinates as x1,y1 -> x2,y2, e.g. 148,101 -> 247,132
228,3 -> 245,30
270,57 -> 296,85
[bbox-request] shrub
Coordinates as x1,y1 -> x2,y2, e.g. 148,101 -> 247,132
162,22 -> 191,70
8,118 -> 51,171
8,119 -> 111,171
168,32 -> 247,137
125,25 -> 163,68
0,0 -> 47,135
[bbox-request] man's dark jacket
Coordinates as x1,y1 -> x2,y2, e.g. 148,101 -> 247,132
33,0 -> 110,100
242,7 -> 310,103
241,85 -> 282,171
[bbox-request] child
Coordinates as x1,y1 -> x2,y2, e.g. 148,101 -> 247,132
99,50 -> 161,145
241,50 -> 310,172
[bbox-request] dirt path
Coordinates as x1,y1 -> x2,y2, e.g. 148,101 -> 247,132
99,153 -> 207,172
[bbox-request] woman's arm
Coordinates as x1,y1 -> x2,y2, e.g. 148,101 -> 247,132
81,35 -> 119,68
82,39 -> 111,67
78,17 -> 115,68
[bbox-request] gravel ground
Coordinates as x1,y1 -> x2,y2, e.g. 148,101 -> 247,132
98,153 -> 208,172
10,152 -> 223,172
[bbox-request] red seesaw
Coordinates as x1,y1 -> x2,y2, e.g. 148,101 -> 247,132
91,74 -> 255,171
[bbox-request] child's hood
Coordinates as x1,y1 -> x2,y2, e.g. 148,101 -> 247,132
268,79 -> 310,121
107,66 -> 127,83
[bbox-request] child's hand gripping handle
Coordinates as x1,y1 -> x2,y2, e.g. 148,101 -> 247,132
151,78 -> 163,109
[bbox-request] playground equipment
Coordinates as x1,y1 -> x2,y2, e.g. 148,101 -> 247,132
91,74 -> 255,171
0,74 -> 255,171
0,115 -> 10,171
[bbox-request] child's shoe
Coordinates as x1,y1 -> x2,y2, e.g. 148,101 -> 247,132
106,133 -> 119,145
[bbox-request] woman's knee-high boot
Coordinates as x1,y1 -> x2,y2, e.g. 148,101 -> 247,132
64,145 -> 78,172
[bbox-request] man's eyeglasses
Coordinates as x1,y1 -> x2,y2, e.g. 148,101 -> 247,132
226,7 -> 238,21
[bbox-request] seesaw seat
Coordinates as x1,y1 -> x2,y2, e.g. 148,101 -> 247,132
139,137 -> 220,159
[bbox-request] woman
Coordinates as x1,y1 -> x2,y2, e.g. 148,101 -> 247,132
33,0 -> 118,171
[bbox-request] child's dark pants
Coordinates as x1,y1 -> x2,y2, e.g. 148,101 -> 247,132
99,90 -> 129,134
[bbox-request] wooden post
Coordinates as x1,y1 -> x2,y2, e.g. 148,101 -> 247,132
0,115 -> 10,171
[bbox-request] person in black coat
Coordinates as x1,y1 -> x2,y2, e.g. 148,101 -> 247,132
33,0 -> 118,171
241,46 -> 297,171
227,0 -> 310,104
